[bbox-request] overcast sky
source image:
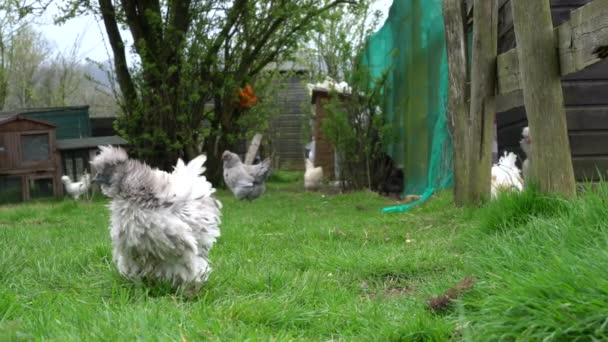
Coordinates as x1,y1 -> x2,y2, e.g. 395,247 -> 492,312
38,0 -> 393,64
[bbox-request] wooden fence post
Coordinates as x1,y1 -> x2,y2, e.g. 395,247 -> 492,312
468,0 -> 498,203
511,0 -> 576,197
244,133 -> 263,165
442,0 -> 470,206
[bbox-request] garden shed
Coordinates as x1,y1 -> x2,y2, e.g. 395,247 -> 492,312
266,62 -> 310,171
489,0 -> 608,180
57,135 -> 128,181
310,89 -> 337,180
0,106 -> 91,140
0,106 -> 131,202
0,115 -> 62,203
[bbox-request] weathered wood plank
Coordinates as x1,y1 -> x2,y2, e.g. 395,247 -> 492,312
572,155 -> 608,180
563,80 -> 608,105
496,49 -> 520,94
443,0 -> 471,206
244,133 -> 263,165
496,0 -> 608,99
569,131 -> 608,155
563,59 -> 608,80
468,0 -> 498,203
558,0 -> 608,74
495,89 -> 524,112
512,0 -> 577,197
567,106 -> 608,129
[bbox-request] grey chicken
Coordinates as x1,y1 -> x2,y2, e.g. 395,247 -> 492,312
90,146 -> 221,295
222,150 -> 272,200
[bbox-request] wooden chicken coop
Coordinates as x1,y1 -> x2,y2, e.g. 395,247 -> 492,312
0,115 -> 62,204
311,89 -> 337,180
484,0 -> 608,181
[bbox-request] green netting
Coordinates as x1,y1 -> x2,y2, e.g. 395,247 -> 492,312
361,0 -> 453,212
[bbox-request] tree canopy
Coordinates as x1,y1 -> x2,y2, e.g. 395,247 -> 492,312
53,0 -> 359,182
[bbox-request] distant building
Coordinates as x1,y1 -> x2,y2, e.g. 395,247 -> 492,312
265,61 -> 310,170
0,106 -> 127,203
0,115 -> 62,203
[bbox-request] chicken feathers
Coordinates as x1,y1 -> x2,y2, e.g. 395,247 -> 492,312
304,158 -> 323,191
61,173 -> 91,200
222,150 -> 271,200
491,151 -> 524,199
90,146 -> 221,294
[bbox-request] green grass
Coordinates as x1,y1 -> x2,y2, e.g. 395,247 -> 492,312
1,178 -> 607,340
458,185 -> 608,340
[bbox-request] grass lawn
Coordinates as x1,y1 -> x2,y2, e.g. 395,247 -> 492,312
1,173 -> 607,340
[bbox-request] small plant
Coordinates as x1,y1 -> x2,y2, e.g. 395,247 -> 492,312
320,66 -> 394,191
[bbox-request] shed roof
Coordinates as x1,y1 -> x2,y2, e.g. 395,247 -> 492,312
0,114 -> 56,128
0,105 -> 90,118
56,135 -> 128,150
0,106 -> 92,139
264,60 -> 309,72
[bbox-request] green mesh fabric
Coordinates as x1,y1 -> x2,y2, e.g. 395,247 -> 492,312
361,0 -> 453,212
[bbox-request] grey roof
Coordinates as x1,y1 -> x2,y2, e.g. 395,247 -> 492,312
0,105 -> 90,118
56,135 -> 128,150
264,60 -> 309,72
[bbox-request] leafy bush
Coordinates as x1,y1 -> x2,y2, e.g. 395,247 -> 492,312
319,68 -> 394,191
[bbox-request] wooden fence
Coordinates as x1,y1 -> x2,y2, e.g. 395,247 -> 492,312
496,0 -> 608,112
445,0 -> 608,204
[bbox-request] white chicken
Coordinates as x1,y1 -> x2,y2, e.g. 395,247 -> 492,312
90,146 -> 221,295
520,126 -> 531,182
491,151 -> 524,199
61,173 -> 91,200
304,158 -> 323,191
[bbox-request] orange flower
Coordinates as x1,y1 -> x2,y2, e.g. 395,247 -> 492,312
238,84 -> 258,109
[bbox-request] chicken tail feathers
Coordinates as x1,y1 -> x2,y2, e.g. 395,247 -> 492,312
174,155 -> 207,178
258,158 -> 272,181
165,155 -> 215,201
498,151 -> 518,169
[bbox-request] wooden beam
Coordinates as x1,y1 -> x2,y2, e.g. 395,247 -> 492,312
244,133 -> 263,165
496,0 -> 608,101
557,0 -> 608,75
495,89 -> 524,113
468,0 -> 498,203
511,0 -> 577,197
496,49 -> 520,95
442,0 -> 470,206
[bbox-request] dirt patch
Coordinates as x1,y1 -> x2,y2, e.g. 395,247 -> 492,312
360,274 -> 416,300
427,276 -> 476,313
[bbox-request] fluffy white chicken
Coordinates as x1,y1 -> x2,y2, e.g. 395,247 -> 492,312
222,150 -> 272,200
90,146 -> 221,294
491,151 -> 524,199
304,158 -> 323,191
520,126 -> 531,181
61,173 -> 91,200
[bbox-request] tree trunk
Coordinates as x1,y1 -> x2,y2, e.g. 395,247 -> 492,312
442,0 -> 470,206
511,0 -> 576,197
468,0 -> 498,204
203,130 -> 230,187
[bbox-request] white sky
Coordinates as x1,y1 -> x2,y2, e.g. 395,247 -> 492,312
37,0 -> 393,64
